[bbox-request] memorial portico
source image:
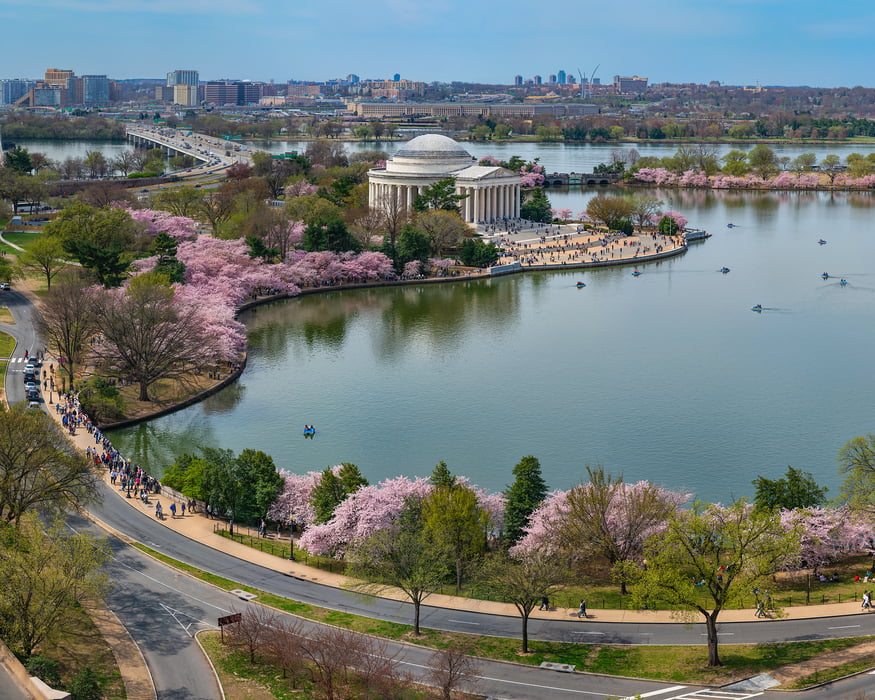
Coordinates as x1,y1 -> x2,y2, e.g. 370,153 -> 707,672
368,134 -> 521,224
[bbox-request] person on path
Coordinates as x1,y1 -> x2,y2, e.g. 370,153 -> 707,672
155,502 -> 163,520
756,601 -> 767,618
578,600 -> 587,619
169,502 -> 176,518
180,502 -> 186,517
862,591 -> 871,612
539,596 -> 549,611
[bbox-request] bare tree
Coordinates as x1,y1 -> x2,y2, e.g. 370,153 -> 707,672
36,273 -> 96,391
224,605 -> 277,663
78,181 -> 136,209
261,616 -> 308,689
91,275 -> 212,401
416,210 -> 469,257
376,190 -> 409,250
300,626 -> 362,700
427,643 -> 479,700
196,191 -> 235,233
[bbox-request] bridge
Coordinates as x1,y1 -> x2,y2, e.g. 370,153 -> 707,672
542,171 -> 622,187
125,125 -> 250,179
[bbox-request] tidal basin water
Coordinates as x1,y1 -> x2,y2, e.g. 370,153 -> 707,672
110,186 -> 875,503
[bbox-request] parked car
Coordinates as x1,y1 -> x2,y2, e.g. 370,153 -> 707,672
0,283 -> 10,290
28,401 -> 41,410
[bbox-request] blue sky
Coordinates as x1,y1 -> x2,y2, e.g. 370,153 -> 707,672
1,0 -> 873,87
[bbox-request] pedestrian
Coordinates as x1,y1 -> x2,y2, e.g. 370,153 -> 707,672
180,502 -> 186,517
155,502 -> 163,520
756,601 -> 766,618
169,502 -> 176,518
578,600 -> 587,619
862,591 -> 871,612
539,596 -> 549,611
258,519 -> 265,537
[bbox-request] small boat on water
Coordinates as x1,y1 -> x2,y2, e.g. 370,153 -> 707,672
303,426 -> 316,436
818,239 -> 828,245
840,279 -> 848,286
727,223 -> 736,228
720,267 -> 730,274
822,272 -> 830,279
632,269 -> 641,277
751,304 -> 763,312
576,281 -> 586,288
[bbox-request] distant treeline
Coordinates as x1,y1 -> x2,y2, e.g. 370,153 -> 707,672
1,114 -> 126,140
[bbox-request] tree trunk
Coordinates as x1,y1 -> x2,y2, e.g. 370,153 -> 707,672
705,611 -> 722,667
413,599 -> 421,635
455,557 -> 462,595
521,611 -> 530,653
138,381 -> 149,402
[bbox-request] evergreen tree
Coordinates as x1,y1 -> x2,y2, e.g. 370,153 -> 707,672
458,238 -> 499,268
412,178 -> 466,213
395,223 -> 430,271
657,215 -> 679,235
752,466 -> 827,511
503,456 -> 548,545
310,463 -> 369,524
520,187 -> 551,223
430,461 -> 457,489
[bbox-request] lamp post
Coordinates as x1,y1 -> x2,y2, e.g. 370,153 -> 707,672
288,520 -> 295,561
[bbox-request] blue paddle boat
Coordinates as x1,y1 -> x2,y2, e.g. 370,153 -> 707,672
720,267 -> 730,274
632,269 -> 641,277
576,281 -> 586,288
822,272 -> 830,279
840,279 -> 848,286
818,239 -> 827,245
751,304 -> 763,312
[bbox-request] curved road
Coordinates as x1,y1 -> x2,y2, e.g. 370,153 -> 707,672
0,285 -> 41,406
5,250 -> 875,697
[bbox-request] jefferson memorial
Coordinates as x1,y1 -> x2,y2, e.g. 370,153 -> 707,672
368,134 -> 521,224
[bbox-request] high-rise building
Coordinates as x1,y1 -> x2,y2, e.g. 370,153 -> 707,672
392,73 -> 401,81
167,70 -> 199,87
346,74 -> 360,84
533,75 -> 542,85
44,68 -> 74,88
513,75 -> 523,86
173,84 -> 199,106
0,79 -> 35,105
204,80 -> 264,105
548,74 -> 557,84
81,75 -> 110,104
557,70 -> 566,85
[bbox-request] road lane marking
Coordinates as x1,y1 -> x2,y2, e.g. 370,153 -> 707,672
620,686 -> 687,699
699,632 -> 734,636
446,619 -> 479,625
827,625 -> 861,630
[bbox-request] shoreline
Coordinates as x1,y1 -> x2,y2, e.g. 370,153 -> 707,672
100,227 -> 686,430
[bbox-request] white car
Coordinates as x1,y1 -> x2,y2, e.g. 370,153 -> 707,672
0,283 -> 10,290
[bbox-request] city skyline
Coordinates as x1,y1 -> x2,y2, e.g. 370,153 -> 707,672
0,0 -> 873,88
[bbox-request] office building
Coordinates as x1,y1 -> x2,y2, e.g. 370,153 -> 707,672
558,70 -> 566,85
167,70 -> 199,87
613,75 -> 648,94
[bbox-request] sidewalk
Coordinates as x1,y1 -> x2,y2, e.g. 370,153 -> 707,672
48,404 -> 869,627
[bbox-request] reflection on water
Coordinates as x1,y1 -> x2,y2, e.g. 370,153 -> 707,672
110,186 -> 875,502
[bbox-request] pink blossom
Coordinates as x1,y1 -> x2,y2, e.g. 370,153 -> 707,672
403,260 -> 422,278
284,180 -> 318,198
660,210 -> 688,229
127,208 -> 198,241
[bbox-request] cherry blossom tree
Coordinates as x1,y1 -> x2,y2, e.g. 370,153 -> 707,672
780,507 -> 870,572
126,208 -> 198,241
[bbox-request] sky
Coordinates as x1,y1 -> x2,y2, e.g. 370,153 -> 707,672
1,0 -> 873,88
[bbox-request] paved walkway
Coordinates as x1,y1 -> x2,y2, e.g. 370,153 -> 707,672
45,398 -> 868,625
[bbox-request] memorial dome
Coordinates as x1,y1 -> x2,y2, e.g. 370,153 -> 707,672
386,134 -> 474,175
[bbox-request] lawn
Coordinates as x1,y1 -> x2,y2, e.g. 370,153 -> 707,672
0,307 -> 14,324
0,331 -> 16,393
215,527 -> 874,612
135,543 -> 875,687
0,230 -> 43,254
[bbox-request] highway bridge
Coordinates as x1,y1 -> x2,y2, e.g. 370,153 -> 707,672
125,125 -> 251,180
542,171 -> 623,186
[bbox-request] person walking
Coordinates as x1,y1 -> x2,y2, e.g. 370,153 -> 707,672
180,502 -> 186,517
539,596 -> 549,611
578,600 -> 587,619
169,502 -> 177,518
756,601 -> 767,618
862,591 -> 871,612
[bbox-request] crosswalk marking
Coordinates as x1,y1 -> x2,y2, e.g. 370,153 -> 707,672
672,691 -> 763,700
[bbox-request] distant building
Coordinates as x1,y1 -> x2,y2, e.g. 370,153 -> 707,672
204,80 -> 264,105
81,75 -> 110,104
393,73 -> 401,81
557,70 -> 566,85
613,75 -> 648,94
548,74 -> 557,84
173,83 -> 198,106
533,75 -> 542,85
0,79 -> 35,105
513,75 -> 523,86
167,70 -> 199,87
350,102 -> 599,119
44,68 -> 74,88
347,74 -> 360,84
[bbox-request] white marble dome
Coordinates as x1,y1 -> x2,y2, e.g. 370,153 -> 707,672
386,134 -> 475,175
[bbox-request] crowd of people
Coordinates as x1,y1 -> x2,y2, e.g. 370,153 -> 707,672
502,229 -> 681,268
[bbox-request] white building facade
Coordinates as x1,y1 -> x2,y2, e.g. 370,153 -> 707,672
368,134 -> 521,224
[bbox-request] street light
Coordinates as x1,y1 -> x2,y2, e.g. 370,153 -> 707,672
288,520 -> 295,561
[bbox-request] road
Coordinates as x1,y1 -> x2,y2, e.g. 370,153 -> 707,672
74,508 -> 708,700
0,286 -> 41,406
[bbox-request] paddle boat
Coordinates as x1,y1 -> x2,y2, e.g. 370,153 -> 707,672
720,267 -> 730,274
576,281 -> 586,288
751,304 -> 763,312
822,272 -> 830,279
632,269 -> 641,277
818,239 -> 827,245
727,223 -> 736,229
303,425 -> 316,436
840,279 -> 848,286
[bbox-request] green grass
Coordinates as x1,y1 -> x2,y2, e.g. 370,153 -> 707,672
785,654 -> 875,689
131,543 -> 875,686
2,230 -> 43,252
216,527 -> 874,611
0,331 -> 16,392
